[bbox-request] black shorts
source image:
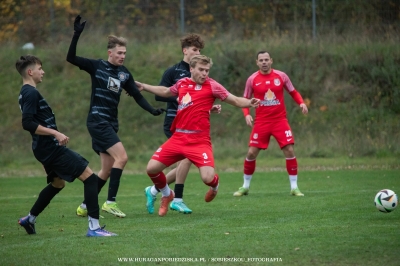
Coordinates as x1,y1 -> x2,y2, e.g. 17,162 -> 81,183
44,148 -> 88,183
87,122 -> 120,155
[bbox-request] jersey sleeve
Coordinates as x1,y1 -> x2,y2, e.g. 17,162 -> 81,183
156,67 -> 178,102
243,74 -> 255,98
20,89 -> 39,115
209,79 -> 229,101
277,70 -> 304,105
169,80 -> 181,96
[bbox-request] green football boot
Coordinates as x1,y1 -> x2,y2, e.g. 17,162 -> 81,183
101,202 -> 126,217
290,188 -> 304,196
76,205 -> 88,217
233,187 -> 249,197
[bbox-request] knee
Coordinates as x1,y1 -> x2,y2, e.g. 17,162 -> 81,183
247,150 -> 258,160
51,178 -> 65,189
283,145 -> 295,157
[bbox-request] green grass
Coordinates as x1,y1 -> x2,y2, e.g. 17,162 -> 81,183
1,169 -> 399,265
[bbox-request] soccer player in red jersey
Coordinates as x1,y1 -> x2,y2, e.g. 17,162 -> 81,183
135,55 -> 260,216
233,51 -> 308,197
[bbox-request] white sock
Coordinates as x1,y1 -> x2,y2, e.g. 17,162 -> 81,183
211,183 -> 219,191
243,174 -> 252,189
173,198 -> 183,203
150,186 -> 159,196
289,175 -> 298,190
28,213 -> 36,224
106,200 -> 115,204
160,185 -> 171,197
80,203 -> 87,209
88,216 -> 100,230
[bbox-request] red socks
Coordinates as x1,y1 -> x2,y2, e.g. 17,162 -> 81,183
286,157 -> 298,175
147,172 -> 167,189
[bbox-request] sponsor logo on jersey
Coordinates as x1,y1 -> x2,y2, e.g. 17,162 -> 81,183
107,77 -> 121,93
178,92 -> 193,111
118,72 -> 128,81
256,82 -> 262,86
274,78 -> 280,86
260,89 -> 280,106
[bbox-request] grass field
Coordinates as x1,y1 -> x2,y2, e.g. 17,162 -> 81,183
0,169 -> 399,266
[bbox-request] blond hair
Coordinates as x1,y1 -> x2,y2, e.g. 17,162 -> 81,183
189,55 -> 213,68
107,35 -> 127,49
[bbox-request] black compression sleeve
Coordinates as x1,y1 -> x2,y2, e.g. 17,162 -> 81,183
134,94 -> 155,113
22,113 -> 39,134
155,95 -> 178,103
66,32 -> 81,64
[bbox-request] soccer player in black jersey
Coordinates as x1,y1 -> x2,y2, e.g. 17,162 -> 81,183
16,55 -> 116,237
67,15 -> 164,218
144,34 -> 221,214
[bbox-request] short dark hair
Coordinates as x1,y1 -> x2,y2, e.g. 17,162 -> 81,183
257,51 -> 270,59
15,55 -> 42,76
180,33 -> 205,50
107,35 -> 127,49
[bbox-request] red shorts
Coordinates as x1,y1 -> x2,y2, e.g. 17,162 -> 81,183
151,133 -> 215,168
248,119 -> 294,149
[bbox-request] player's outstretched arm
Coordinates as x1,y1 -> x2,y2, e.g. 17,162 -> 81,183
224,94 -> 260,108
66,15 -> 86,65
135,81 -> 174,98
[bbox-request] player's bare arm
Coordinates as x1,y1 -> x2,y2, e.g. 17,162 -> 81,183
299,103 -> 308,114
210,104 -> 222,114
34,125 -> 69,146
245,115 -> 254,127
224,94 -> 260,108
135,81 -> 174,98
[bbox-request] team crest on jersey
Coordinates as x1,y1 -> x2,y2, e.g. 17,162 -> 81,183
178,92 -> 193,111
118,72 -> 128,81
266,81 -> 270,84
274,78 -> 281,86
188,84 -> 193,88
260,89 -> 280,106
195,84 -> 202,90
253,133 -> 258,139
107,77 -> 121,93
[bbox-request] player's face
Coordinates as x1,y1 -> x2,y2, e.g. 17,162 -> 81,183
190,62 -> 210,84
256,53 -> 273,74
183,46 -> 201,62
108,45 -> 126,66
29,63 -> 45,84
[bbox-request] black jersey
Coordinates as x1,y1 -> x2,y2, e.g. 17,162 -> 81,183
156,60 -> 190,137
19,84 -> 64,163
70,57 -> 136,131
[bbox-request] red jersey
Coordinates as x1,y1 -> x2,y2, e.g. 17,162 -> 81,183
243,69 -> 303,123
169,77 -> 229,139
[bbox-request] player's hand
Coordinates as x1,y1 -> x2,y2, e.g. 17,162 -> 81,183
74,15 -> 86,34
249,98 -> 260,108
210,104 -> 221,114
151,108 -> 166,116
245,115 -> 253,127
300,103 -> 308,114
135,81 -> 144,91
54,132 -> 69,146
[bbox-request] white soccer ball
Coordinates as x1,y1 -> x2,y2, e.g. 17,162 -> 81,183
374,189 -> 398,213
